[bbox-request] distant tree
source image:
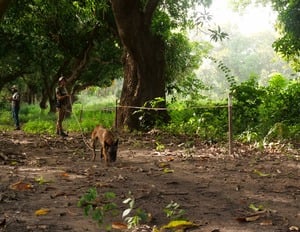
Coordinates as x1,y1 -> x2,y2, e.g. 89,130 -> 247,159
110,0 -> 227,130
0,0 -> 122,112
197,29 -> 293,99
229,0 -> 300,71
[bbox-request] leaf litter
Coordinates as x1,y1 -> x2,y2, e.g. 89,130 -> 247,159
0,131 -> 299,231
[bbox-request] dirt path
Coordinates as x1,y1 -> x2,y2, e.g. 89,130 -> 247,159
0,131 -> 299,232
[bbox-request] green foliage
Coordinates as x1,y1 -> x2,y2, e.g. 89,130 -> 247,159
165,33 -> 212,95
258,75 -> 300,135
164,100 -> 228,140
0,99 -> 115,134
233,74 -> 300,141
0,75 -> 299,143
23,120 -> 55,134
122,193 -> 149,229
0,0 -> 122,107
69,102 -> 115,133
78,189 -> 191,230
271,0 -> 300,71
164,201 -> 186,220
78,190 -> 150,229
208,25 -> 229,42
238,130 -> 259,144
0,110 -> 12,125
208,56 -> 237,90
78,188 -> 118,228
155,141 -> 165,152
232,75 -> 264,134
134,97 -> 167,131
151,11 -> 173,39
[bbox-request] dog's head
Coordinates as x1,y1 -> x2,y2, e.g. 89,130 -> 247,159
105,139 -> 119,162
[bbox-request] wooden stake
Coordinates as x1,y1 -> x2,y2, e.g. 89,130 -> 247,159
228,93 -> 233,156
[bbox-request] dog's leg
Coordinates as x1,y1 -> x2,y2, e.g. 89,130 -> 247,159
91,138 -> 97,161
103,143 -> 109,166
100,144 -> 104,160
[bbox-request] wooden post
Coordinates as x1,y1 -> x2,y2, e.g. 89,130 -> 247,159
228,93 -> 233,156
79,104 -> 83,122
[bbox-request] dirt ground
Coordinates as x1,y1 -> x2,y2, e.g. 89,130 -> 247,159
0,130 -> 299,232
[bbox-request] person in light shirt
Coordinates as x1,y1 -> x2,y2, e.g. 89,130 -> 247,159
10,85 -> 20,130
55,76 -> 70,137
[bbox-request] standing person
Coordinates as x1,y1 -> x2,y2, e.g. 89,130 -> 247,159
55,76 -> 69,137
10,85 -> 20,130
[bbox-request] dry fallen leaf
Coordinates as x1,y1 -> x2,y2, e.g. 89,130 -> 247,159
289,226 -> 299,231
166,156 -> 174,162
260,220 -> 273,226
60,172 -> 69,177
245,215 -> 260,222
9,181 -> 33,191
35,208 -> 50,216
237,215 -> 260,222
111,222 -> 128,230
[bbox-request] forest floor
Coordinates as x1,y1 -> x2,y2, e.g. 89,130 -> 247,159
0,130 -> 299,232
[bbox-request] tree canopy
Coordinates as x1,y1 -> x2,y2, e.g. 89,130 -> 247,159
271,0 -> 300,71
0,0 -> 123,111
0,0 -> 221,130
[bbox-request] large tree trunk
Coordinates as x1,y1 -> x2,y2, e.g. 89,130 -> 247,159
111,0 -> 169,131
0,0 -> 11,19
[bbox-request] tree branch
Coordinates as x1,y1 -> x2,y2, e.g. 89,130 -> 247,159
67,24 -> 99,83
0,0 -> 11,19
144,0 -> 160,26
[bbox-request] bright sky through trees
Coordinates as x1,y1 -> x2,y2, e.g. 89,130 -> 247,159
210,0 -> 277,35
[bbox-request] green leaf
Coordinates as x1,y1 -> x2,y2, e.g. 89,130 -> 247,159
163,168 -> 174,173
249,203 -> 264,212
253,169 -> 270,177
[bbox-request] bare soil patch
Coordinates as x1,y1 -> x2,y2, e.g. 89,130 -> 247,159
0,130 -> 299,232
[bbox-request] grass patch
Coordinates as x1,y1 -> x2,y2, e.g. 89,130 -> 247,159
0,101 -> 116,134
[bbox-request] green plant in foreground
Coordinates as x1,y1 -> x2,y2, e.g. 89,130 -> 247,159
164,201 -> 186,220
122,193 -> 149,229
78,189 -> 193,230
155,141 -> 165,151
78,188 -> 118,228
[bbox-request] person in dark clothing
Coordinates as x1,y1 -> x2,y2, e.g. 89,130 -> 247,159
55,76 -> 69,137
10,85 -> 20,130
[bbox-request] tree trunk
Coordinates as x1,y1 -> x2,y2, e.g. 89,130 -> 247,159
0,0 -> 11,19
111,0 -> 169,131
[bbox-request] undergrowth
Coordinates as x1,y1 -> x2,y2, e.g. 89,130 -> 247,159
0,75 -> 299,144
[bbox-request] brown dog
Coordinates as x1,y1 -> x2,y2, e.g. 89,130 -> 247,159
91,125 -> 118,165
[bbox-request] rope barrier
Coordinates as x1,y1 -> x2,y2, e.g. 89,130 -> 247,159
71,109 -> 94,151
74,104 -> 228,112
69,96 -> 230,154
63,90 -> 94,151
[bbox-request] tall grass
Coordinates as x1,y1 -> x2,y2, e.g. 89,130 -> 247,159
0,100 -> 116,134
